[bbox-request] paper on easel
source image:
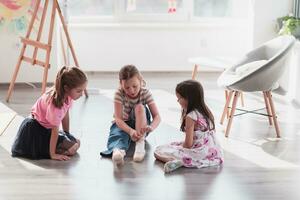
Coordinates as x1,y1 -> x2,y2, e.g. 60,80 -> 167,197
127,0 -> 136,12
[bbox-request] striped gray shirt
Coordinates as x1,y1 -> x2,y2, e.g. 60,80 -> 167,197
114,87 -> 154,120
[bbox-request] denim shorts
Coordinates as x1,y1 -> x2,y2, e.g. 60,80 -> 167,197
100,105 -> 151,157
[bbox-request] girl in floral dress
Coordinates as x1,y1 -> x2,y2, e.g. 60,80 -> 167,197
154,80 -> 223,173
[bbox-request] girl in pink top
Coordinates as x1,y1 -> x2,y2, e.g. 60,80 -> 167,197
11,66 -> 87,161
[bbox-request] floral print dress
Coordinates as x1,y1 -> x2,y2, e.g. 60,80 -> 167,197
155,110 -> 223,168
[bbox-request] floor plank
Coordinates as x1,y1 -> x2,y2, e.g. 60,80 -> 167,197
1,72 -> 300,200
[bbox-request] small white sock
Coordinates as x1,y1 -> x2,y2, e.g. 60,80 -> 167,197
135,139 -> 145,153
112,149 -> 125,165
133,139 -> 145,162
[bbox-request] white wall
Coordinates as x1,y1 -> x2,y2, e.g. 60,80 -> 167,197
251,0 -> 293,47
250,0 -> 293,94
287,41 -> 300,104
67,22 -> 250,71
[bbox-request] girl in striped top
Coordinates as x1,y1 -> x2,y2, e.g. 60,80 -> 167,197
100,65 -> 161,165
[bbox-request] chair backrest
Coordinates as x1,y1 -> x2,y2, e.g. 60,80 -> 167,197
222,35 -> 296,92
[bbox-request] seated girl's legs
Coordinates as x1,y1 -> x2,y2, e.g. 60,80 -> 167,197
107,123 -> 131,153
154,146 -> 183,173
134,104 -> 147,134
133,104 -> 147,162
100,123 -> 131,165
12,118 -> 52,159
154,149 -> 183,173
57,132 -> 80,156
164,160 -> 183,173
63,143 -> 80,156
76,139 -> 81,148
154,145 -> 179,163
112,149 -> 126,165
154,151 -> 174,163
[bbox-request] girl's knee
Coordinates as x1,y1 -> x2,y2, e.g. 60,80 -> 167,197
154,151 -> 160,160
134,104 -> 145,115
76,139 -> 81,148
154,151 -> 164,161
67,143 -> 80,156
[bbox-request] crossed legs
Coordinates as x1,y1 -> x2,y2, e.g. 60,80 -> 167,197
133,104 -> 147,162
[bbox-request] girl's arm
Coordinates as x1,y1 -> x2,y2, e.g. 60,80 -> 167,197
49,126 -> 70,161
114,102 -> 136,138
183,116 -> 195,149
147,102 -> 161,131
62,110 -> 69,133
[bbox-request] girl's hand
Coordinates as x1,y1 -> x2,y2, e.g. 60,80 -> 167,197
130,129 -> 142,141
140,125 -> 153,134
51,154 -> 70,161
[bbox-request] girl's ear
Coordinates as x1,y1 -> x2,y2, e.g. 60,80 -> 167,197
120,80 -> 126,88
63,85 -> 69,92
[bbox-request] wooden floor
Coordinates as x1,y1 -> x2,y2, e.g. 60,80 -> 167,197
1,72 -> 300,200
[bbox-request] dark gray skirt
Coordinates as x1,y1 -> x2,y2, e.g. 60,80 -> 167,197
11,117 -> 78,160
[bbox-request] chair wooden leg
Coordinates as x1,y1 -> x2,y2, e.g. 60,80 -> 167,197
266,91 -> 280,138
263,91 -> 273,125
225,91 -> 240,137
240,92 -> 245,107
225,90 -> 230,118
191,64 -> 198,80
220,90 -> 234,124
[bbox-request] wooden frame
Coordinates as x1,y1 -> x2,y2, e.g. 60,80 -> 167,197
6,0 -> 87,102
220,90 -> 280,138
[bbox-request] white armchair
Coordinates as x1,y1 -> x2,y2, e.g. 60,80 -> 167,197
217,35 -> 296,138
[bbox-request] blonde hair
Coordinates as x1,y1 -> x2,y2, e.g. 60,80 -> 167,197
119,65 -> 145,87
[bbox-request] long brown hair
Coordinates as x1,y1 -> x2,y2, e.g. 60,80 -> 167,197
176,80 -> 215,131
119,65 -> 145,86
49,66 -> 87,108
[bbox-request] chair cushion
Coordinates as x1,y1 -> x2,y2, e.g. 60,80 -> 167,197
235,60 -> 268,76
217,60 -> 268,88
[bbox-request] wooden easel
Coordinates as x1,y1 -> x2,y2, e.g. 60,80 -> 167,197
6,0 -> 87,102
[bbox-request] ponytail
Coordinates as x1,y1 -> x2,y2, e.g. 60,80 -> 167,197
49,66 -> 87,108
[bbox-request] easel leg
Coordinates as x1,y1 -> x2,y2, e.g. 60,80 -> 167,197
32,0 -> 50,64
41,0 -> 57,94
55,0 -> 88,97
